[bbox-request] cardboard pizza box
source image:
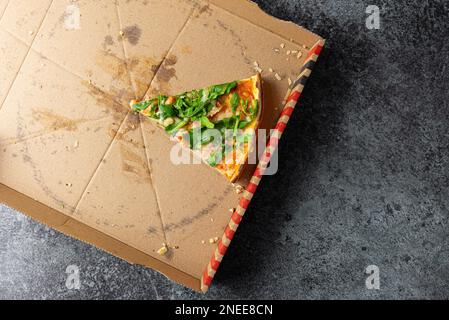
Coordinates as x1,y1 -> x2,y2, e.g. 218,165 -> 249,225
0,0 -> 324,292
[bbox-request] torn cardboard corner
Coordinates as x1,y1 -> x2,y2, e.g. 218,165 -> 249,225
0,0 -> 324,292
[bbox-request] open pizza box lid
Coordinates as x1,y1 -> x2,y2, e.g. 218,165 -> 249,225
0,0 -> 324,292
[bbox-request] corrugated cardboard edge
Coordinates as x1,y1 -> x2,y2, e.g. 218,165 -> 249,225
0,183 -> 201,291
201,40 -> 326,293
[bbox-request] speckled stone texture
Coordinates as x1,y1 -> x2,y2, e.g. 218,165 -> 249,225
1,0 -> 449,299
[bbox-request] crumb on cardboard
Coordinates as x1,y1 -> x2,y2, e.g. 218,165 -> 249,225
208,237 -> 219,244
275,73 -> 282,81
235,185 -> 244,194
252,61 -> 263,73
157,244 -> 169,255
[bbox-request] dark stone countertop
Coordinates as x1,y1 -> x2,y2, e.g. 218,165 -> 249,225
1,0 -> 448,299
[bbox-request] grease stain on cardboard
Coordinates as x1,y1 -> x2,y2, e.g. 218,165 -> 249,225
119,144 -> 150,184
95,49 -> 161,99
122,24 -> 142,46
81,80 -> 129,121
147,54 -> 178,96
32,108 -> 81,132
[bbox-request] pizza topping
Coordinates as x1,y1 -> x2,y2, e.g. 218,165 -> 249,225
129,99 -> 137,108
207,101 -> 224,118
230,93 -> 240,114
130,75 -> 261,180
241,99 -> 258,117
164,96 -> 175,105
162,117 -> 175,127
131,81 -> 258,139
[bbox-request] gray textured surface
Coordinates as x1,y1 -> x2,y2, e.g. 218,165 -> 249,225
1,0 -> 449,300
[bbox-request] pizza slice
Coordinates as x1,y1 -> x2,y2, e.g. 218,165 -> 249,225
130,74 -> 263,182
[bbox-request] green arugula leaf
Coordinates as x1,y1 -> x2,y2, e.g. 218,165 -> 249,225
230,93 -> 240,114
132,101 -> 152,112
225,81 -> 238,94
207,150 -> 224,168
159,104 -> 176,119
208,81 -> 238,100
241,98 -> 259,118
165,119 -> 188,135
241,99 -> 250,116
251,99 -> 259,116
238,120 -> 252,129
157,95 -> 166,108
200,116 -> 215,129
214,117 -> 236,130
233,116 -> 240,137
